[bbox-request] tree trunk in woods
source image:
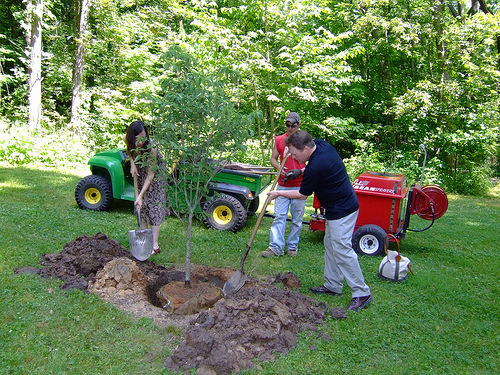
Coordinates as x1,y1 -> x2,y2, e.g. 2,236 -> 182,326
27,0 -> 43,131
70,0 -> 91,135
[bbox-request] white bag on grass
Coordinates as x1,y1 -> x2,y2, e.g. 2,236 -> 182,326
377,235 -> 413,282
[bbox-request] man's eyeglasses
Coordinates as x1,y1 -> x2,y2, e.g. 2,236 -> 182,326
286,122 -> 298,128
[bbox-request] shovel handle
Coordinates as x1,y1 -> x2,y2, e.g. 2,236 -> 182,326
133,174 -> 139,199
239,153 -> 290,269
136,209 -> 142,229
133,174 -> 142,229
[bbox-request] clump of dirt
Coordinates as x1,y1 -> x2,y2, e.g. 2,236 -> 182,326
90,257 -> 149,293
165,287 -> 328,374
155,280 -> 224,314
39,232 -> 168,290
35,232 -> 338,374
273,271 -> 302,290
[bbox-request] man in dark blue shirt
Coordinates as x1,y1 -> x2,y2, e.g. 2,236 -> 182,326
267,130 -> 372,311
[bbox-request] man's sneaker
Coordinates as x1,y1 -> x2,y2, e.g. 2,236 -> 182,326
287,250 -> 297,257
346,295 -> 373,311
310,285 -> 342,296
261,248 -> 278,257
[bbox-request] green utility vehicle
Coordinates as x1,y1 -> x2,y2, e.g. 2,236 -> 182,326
75,148 -> 273,232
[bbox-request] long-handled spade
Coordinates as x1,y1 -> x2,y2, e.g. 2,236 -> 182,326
128,175 -> 153,261
223,153 -> 290,296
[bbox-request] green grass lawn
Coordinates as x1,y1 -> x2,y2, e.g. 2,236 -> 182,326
1,164 -> 499,374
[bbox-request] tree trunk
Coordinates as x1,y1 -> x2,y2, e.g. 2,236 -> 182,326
70,0 -> 91,135
184,212 -> 193,288
27,0 -> 43,131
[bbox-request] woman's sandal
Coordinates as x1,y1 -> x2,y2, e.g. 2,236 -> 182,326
151,247 -> 161,255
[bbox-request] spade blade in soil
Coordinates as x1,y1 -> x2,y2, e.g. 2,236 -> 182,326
223,154 -> 290,297
223,270 -> 247,296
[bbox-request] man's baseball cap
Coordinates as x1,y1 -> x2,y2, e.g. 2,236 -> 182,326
285,112 -> 301,124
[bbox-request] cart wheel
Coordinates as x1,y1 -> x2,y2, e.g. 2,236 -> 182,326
203,194 -> 247,232
75,175 -> 113,211
352,224 -> 388,256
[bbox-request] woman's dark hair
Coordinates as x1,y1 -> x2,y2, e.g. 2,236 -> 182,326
285,130 -> 315,151
125,121 -> 150,158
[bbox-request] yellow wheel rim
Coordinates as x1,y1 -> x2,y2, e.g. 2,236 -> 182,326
212,205 -> 232,225
84,188 -> 101,204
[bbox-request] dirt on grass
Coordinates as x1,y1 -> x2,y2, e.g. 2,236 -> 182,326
21,232 -> 345,374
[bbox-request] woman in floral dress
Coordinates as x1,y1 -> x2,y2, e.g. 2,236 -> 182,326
125,121 -> 167,255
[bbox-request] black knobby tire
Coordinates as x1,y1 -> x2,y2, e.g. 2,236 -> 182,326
352,224 -> 388,256
202,194 -> 247,232
75,175 -> 113,211
247,196 -> 260,215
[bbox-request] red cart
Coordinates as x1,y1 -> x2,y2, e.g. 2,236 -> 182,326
309,153 -> 448,256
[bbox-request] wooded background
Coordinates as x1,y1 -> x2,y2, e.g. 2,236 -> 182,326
1,0 -> 499,194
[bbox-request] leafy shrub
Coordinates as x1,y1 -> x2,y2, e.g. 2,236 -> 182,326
344,145 -> 444,187
231,139 -> 271,166
80,114 -> 127,153
0,125 -> 91,167
440,163 -> 492,195
344,144 -> 386,181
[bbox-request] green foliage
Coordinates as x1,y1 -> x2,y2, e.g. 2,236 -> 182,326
233,139 -> 271,165
0,0 -> 498,195
332,2 -> 500,194
0,123 -> 91,167
152,45 -> 252,215
80,0 -> 186,132
440,161 -> 493,196
188,0 -> 363,150
0,0 -> 27,118
344,143 -> 445,188
153,59 -> 250,192
344,144 -> 386,182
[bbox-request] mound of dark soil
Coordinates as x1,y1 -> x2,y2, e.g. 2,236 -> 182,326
33,232 -> 337,374
39,232 -> 169,290
166,287 -> 329,374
